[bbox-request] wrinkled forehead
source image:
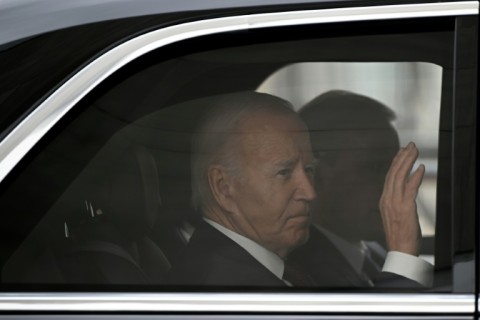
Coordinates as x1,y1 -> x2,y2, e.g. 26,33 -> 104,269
232,110 -> 313,156
238,109 -> 308,134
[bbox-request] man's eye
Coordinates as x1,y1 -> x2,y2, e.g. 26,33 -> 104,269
305,165 -> 316,176
277,168 -> 292,177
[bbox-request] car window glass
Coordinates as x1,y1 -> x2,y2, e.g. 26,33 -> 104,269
0,17 -> 473,293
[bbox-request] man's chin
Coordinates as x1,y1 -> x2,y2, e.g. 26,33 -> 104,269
299,228 -> 310,245
290,227 -> 311,250
277,226 -> 310,258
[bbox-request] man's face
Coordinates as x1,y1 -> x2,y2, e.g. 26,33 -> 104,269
227,111 -> 317,258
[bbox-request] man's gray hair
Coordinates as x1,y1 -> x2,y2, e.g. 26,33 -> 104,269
191,91 -> 295,212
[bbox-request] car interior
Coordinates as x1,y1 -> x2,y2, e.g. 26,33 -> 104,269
0,17 -> 474,292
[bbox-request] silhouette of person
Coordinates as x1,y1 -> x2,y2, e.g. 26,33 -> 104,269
299,90 -> 399,247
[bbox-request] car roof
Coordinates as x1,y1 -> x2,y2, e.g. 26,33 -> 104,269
0,0 -> 465,46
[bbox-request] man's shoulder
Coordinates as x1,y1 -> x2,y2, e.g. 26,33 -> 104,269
169,222 -> 284,286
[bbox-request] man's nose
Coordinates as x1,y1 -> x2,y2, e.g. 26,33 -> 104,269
295,171 -> 317,201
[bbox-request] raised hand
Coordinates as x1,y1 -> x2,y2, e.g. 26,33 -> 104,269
379,142 -> 425,256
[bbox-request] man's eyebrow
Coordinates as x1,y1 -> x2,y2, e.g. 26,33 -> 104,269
304,159 -> 319,171
274,159 -> 296,168
273,158 -> 319,168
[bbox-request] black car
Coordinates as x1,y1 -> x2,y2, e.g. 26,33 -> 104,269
0,0 -> 477,319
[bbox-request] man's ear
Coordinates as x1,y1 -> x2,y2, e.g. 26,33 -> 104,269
208,165 -> 236,212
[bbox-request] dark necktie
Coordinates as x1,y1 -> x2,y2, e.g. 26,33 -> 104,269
283,260 -> 316,287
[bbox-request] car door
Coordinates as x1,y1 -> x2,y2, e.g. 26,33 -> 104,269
0,1 -> 477,319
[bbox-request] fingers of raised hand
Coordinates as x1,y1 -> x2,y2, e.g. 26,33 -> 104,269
384,142 -> 421,197
405,163 -> 425,199
380,142 -> 424,255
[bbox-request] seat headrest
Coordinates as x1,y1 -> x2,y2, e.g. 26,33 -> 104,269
76,143 -> 161,239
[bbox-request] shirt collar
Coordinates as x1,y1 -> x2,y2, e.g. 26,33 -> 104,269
204,218 -> 285,280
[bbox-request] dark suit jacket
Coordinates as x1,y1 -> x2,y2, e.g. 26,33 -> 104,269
170,221 -> 372,287
170,221 -> 284,286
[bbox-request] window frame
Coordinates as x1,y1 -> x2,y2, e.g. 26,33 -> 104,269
0,1 -> 477,314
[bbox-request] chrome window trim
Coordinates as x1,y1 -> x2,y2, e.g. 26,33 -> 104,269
0,1 -> 478,314
248,2 -> 478,28
0,1 -> 478,183
0,293 -> 474,313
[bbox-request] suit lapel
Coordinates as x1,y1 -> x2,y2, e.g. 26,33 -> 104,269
192,222 -> 286,286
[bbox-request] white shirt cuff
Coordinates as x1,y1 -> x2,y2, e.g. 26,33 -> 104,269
382,251 -> 434,287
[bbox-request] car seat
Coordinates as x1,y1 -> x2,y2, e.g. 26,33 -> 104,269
2,143 -> 172,285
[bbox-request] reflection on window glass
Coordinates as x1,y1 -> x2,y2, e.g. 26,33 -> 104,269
0,28 -> 452,291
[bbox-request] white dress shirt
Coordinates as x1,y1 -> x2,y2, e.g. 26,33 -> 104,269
383,251 -> 433,287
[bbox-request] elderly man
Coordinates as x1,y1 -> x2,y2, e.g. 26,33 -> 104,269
171,91 -> 432,287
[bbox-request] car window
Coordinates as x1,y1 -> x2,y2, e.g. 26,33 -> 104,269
0,14 -> 475,295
